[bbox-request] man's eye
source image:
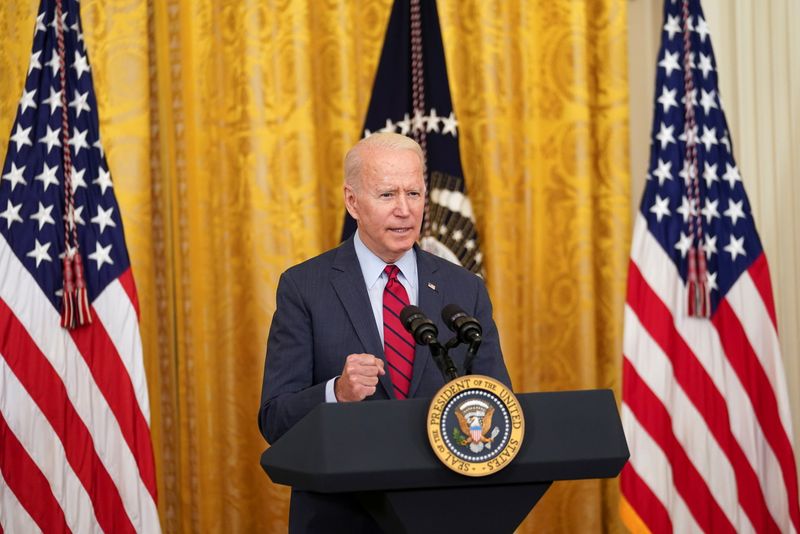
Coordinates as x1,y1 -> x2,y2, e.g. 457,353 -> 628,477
408,191 -> 421,198
380,192 -> 394,198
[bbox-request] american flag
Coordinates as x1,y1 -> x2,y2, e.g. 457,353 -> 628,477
0,0 -> 160,532
621,0 -> 800,532
340,0 -> 485,275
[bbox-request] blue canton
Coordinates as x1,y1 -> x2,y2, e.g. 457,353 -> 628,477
641,0 -> 763,313
0,0 -> 131,312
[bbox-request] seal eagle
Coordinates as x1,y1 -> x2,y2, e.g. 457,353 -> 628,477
455,407 -> 495,446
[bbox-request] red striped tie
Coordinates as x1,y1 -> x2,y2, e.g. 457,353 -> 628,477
383,265 -> 415,399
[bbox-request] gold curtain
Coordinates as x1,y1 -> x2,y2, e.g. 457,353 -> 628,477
0,0 -> 630,532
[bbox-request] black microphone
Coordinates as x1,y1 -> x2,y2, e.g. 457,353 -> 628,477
400,305 -> 439,346
441,304 -> 482,344
401,305 -> 458,380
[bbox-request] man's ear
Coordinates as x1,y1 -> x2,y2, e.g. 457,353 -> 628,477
344,185 -> 358,221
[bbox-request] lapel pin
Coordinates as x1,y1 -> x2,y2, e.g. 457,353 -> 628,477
427,282 -> 437,291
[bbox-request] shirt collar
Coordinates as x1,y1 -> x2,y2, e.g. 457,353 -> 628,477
353,229 -> 417,289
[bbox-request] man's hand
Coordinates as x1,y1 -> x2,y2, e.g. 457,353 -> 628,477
335,354 -> 386,402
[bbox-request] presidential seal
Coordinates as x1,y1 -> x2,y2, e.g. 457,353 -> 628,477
427,375 -> 524,476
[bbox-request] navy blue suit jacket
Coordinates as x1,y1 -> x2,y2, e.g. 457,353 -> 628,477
258,237 -> 511,531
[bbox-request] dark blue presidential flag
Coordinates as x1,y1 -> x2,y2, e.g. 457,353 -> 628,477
341,0 -> 484,275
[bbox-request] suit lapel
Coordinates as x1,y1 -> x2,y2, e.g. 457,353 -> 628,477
408,248 -> 442,398
330,238 -> 395,399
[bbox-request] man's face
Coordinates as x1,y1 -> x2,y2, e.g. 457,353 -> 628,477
344,146 -> 425,264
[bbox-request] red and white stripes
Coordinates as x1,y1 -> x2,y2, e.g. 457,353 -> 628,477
621,213 -> 799,533
0,234 -> 160,533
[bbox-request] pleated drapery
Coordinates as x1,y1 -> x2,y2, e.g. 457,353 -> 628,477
0,1 -> 630,531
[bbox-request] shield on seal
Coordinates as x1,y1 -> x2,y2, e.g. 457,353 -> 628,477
469,419 -> 483,443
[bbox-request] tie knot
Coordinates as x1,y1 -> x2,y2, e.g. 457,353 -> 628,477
384,264 -> 400,281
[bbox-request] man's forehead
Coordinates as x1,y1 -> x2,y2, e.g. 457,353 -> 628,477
363,169 -> 424,188
361,152 -> 422,179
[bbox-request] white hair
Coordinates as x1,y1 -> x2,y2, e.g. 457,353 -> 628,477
344,133 -> 425,189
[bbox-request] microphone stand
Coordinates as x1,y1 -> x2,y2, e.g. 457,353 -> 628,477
429,341 -> 459,381
463,338 -> 481,375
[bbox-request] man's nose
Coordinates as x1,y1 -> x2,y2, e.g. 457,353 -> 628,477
394,194 -> 410,216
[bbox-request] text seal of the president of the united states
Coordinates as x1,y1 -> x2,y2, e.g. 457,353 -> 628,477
427,375 -> 525,477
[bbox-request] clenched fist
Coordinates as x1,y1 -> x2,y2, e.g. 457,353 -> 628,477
335,353 -> 386,402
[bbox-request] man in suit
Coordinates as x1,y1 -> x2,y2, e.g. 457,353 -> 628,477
258,132 -> 511,532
